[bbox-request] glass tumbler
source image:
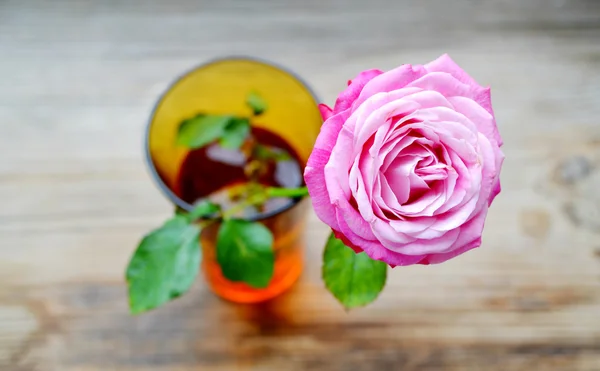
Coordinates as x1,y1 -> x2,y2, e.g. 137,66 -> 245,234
145,57 -> 322,303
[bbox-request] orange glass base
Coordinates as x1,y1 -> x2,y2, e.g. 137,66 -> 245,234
202,247 -> 303,304
199,207 -> 307,304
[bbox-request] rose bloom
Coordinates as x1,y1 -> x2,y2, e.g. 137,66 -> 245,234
305,54 -> 504,266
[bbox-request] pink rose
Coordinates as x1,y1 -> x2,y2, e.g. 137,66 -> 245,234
305,54 -> 504,266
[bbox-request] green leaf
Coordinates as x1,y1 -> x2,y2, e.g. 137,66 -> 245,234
187,199 -> 220,222
176,114 -> 234,149
322,233 -> 387,309
126,215 -> 201,314
246,91 -> 267,115
216,219 -> 274,288
174,207 -> 187,217
220,118 -> 251,149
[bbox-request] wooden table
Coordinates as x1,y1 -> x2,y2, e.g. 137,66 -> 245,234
2,1 -> 600,370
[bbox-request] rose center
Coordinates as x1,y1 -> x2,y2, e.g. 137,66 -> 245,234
383,141 -> 449,206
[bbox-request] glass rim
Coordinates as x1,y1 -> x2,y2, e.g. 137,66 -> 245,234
144,55 -> 321,221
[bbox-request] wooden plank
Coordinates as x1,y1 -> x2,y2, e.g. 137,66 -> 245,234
1,1 -> 600,370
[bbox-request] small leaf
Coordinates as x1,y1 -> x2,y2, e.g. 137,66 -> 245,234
220,118 -> 251,149
322,233 -> 387,309
246,92 -> 267,115
126,215 -> 201,314
216,219 -> 274,288
176,114 -> 233,149
187,199 -> 220,221
254,144 -> 292,162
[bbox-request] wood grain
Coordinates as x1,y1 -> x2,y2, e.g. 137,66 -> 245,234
2,1 -> 600,370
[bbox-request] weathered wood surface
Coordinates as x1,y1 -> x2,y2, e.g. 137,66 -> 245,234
1,1 -> 600,370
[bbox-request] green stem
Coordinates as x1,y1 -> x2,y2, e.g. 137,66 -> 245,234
266,186 -> 309,199
192,186 -> 309,223
221,192 -> 268,220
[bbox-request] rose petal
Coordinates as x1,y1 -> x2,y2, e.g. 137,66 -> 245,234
470,132 -> 499,217
305,111 -> 351,229
434,150 -> 473,214
305,161 -> 339,230
351,88 -> 452,151
385,155 -> 428,204
375,175 -> 404,218
319,104 -> 333,121
325,126 -> 356,203
334,185 -> 378,241
425,54 -> 480,90
353,93 -> 421,149
308,110 -> 350,157
421,209 -> 487,264
374,218 -> 460,255
403,90 -> 454,110
332,229 -> 363,253
424,54 -> 494,116
418,237 -> 480,265
488,150 -> 505,205
355,64 -> 427,108
389,216 -> 436,235
372,248 -> 427,267
448,96 -> 502,148
350,156 -> 377,223
382,135 -> 434,171
334,208 -> 385,258
408,72 -> 488,108
333,69 -> 383,114
396,181 -> 446,217
432,132 -> 495,233
417,107 -> 479,138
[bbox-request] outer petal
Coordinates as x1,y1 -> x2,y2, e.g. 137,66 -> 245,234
319,104 -> 333,121
333,69 -> 383,114
425,54 -> 480,90
332,229 -> 363,253
351,91 -> 422,152
334,208 -> 387,259
354,64 -> 427,108
305,156 -> 339,230
488,150 -> 505,205
335,226 -> 429,270
474,88 -> 496,134
408,72 -> 481,101
419,209 -> 487,264
470,133 -> 498,221
418,237 -> 481,265
324,126 -> 355,202
304,112 -> 349,229
335,191 -> 378,241
448,96 -> 502,148
375,250 -> 427,267
425,54 -> 497,119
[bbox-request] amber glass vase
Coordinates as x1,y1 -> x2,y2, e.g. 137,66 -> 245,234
145,57 -> 322,303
